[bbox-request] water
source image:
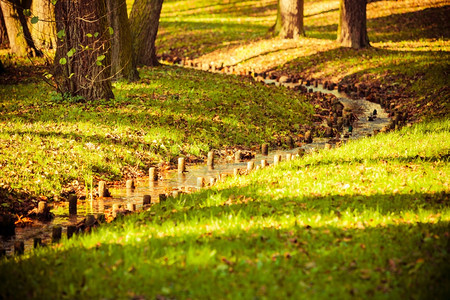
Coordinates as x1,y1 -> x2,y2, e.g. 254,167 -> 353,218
1,66 -> 391,256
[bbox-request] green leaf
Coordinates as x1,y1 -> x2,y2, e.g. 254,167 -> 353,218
86,33 -> 93,38
68,73 -> 75,79
108,27 -> 114,35
59,58 -> 67,65
94,32 -> 99,38
96,55 -> 106,61
31,16 -> 39,24
67,48 -> 76,57
57,29 -> 65,39
96,61 -> 103,66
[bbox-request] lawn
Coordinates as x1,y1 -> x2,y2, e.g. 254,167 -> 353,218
0,120 -> 449,299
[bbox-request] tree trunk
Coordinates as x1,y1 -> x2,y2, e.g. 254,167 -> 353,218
0,6 -> 10,48
129,0 -> 164,66
106,0 -> 139,81
0,0 -> 40,56
54,0 -> 114,101
337,0 -> 370,49
29,0 -> 56,50
270,0 -> 304,39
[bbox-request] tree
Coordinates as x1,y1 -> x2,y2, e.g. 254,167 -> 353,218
106,0 -> 139,81
129,0 -> 164,66
54,0 -> 114,101
29,0 -> 56,50
270,0 -> 305,39
337,0 -> 370,49
0,6 -> 9,48
0,0 -> 40,56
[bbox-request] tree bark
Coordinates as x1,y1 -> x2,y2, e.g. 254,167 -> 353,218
337,0 -> 370,49
0,6 -> 10,48
129,0 -> 164,66
106,0 -> 139,81
29,0 -> 56,50
270,0 -> 304,39
0,0 -> 40,56
54,0 -> 114,101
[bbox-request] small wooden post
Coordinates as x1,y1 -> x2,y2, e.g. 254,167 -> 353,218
68,194 -> 77,215
207,151 -> 215,170
274,155 -> 281,166
149,167 -> 158,181
234,168 -> 240,176
247,161 -> 254,172
33,237 -> 42,248
261,159 -> 268,168
178,157 -> 186,173
98,181 -> 107,197
305,131 -> 313,144
286,136 -> 294,149
52,226 -> 62,243
234,150 -> 242,162
67,226 -> 77,239
37,201 -> 47,214
159,194 -> 167,203
197,177 -> 205,188
14,241 -> 24,255
127,203 -> 136,212
261,143 -> 269,156
143,195 -> 151,205
126,179 -> 135,190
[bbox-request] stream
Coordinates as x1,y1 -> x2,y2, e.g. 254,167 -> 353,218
0,66 -> 391,257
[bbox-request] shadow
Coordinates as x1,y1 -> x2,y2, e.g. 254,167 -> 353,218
305,5 -> 450,41
0,189 -> 449,299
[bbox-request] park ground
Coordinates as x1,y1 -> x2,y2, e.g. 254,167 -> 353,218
0,0 -> 449,299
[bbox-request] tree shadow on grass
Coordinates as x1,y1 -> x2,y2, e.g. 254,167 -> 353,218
0,190 -> 448,299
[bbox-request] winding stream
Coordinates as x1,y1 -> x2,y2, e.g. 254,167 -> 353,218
1,65 -> 391,256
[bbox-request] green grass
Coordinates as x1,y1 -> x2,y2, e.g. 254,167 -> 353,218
1,119 -> 449,299
0,65 -> 312,200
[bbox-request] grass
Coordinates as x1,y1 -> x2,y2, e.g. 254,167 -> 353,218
0,64 -> 312,202
152,0 -> 449,120
0,120 -> 449,299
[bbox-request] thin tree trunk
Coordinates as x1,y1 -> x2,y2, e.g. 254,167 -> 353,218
0,6 -> 9,48
0,58 -> 4,73
54,0 -> 114,101
129,0 -> 164,66
337,0 -> 370,49
106,0 -> 139,81
270,0 -> 304,39
0,0 -> 40,56
29,0 -> 56,50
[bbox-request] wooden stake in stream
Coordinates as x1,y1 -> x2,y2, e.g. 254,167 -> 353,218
126,179 -> 135,190
52,226 -> 62,243
143,195 -> 151,205
207,151 -> 215,170
178,157 -> 186,173
68,194 -> 77,215
98,181 -> 108,197
261,143 -> 269,156
197,177 -> 205,188
261,159 -> 268,168
235,150 -> 242,162
37,201 -> 47,215
247,161 -> 254,172
67,226 -> 77,239
149,167 -> 158,181
33,237 -> 42,248
274,155 -> 281,166
14,241 -> 24,255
